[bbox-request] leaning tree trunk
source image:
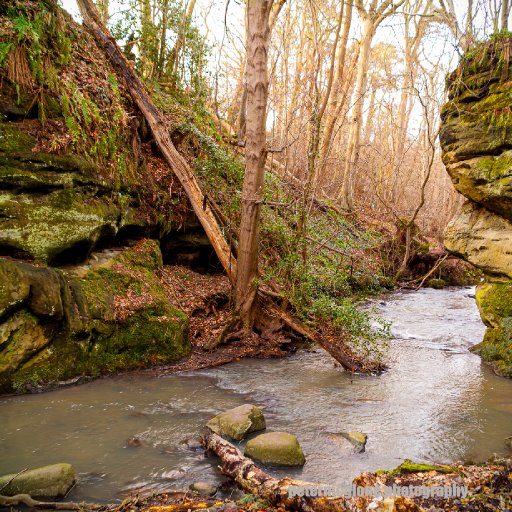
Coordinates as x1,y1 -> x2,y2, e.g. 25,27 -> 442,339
235,0 -> 273,329
76,0 -> 379,375
76,0 -> 237,283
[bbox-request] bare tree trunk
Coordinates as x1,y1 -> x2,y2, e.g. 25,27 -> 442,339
138,0 -> 153,77
502,0 -> 510,30
155,0 -> 169,79
337,18 -> 375,209
237,0 -> 285,143
319,0 -> 353,168
235,0 -> 273,329
296,1 -> 344,260
169,0 -> 197,76
201,430 -> 351,512
337,0 -> 405,209
95,0 -> 108,24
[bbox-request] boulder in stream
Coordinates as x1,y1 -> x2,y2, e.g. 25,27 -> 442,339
207,404 -> 266,441
0,463 -> 75,499
244,432 -> 305,466
506,436 -> 512,449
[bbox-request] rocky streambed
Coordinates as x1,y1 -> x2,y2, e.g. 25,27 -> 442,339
1,286 -> 511,505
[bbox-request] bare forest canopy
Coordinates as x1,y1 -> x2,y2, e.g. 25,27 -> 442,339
60,0 -> 511,239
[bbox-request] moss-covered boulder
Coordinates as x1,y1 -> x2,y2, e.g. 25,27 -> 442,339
0,239 -> 191,394
476,281 -> 512,327
244,432 -> 305,466
326,431 -> 367,454
0,463 -> 75,498
207,404 -> 266,441
472,318 -> 512,378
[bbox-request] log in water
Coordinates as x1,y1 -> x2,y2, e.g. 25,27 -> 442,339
1,286 -> 511,503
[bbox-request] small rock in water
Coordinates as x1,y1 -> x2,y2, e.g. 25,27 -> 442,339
126,437 -> 143,448
189,481 -> 217,495
179,437 -> 203,452
162,469 -> 186,480
244,432 -> 305,466
207,404 -> 266,441
327,431 -> 367,453
505,436 -> 512,449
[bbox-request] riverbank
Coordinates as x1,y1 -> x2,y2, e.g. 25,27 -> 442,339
2,287 -> 510,505
3,457 -> 510,511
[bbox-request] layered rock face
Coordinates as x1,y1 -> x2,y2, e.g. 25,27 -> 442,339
0,0 -> 193,392
0,239 -> 190,394
441,35 -> 512,377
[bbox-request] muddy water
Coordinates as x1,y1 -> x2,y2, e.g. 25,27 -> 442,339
1,287 -> 511,502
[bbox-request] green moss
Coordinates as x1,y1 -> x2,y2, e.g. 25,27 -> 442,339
378,459 -> 460,477
473,318 -> 512,378
0,241 -> 191,394
476,281 -> 512,327
428,278 -> 446,289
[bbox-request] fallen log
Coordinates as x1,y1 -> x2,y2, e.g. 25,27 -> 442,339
201,430 -> 351,512
76,0 -> 236,283
262,299 -> 373,373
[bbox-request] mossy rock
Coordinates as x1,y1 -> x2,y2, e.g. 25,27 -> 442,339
207,404 -> 266,441
0,122 -> 170,264
444,202 -> 512,279
0,240 -> 191,394
440,36 -> 512,220
378,459 -> 458,477
244,432 -> 305,466
327,431 -> 367,453
428,278 -> 446,289
476,281 -> 512,327
472,318 -> 512,378
0,310 -> 51,374
0,463 -> 75,499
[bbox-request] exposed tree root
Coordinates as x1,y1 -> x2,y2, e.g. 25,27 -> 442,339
76,0 -> 383,376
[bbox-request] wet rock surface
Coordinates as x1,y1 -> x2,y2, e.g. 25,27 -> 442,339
244,431 -> 305,466
206,404 -> 266,441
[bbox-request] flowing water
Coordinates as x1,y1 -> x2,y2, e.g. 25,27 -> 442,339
1,287 -> 512,502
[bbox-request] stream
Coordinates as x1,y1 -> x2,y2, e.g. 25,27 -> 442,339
1,286 -> 511,502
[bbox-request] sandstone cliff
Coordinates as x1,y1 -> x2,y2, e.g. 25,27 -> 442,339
441,34 -> 512,377
0,0 -> 197,393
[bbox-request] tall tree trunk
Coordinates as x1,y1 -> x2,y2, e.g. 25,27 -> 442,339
138,0 -> 153,77
502,0 -> 510,30
154,0 -> 169,79
337,18 -> 375,209
318,0 -> 354,175
235,0 -> 273,329
95,0 -> 108,24
169,0 -> 197,76
237,0 -> 284,143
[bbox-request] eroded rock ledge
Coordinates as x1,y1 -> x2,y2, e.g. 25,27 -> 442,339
441,35 -> 512,377
0,239 -> 191,394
